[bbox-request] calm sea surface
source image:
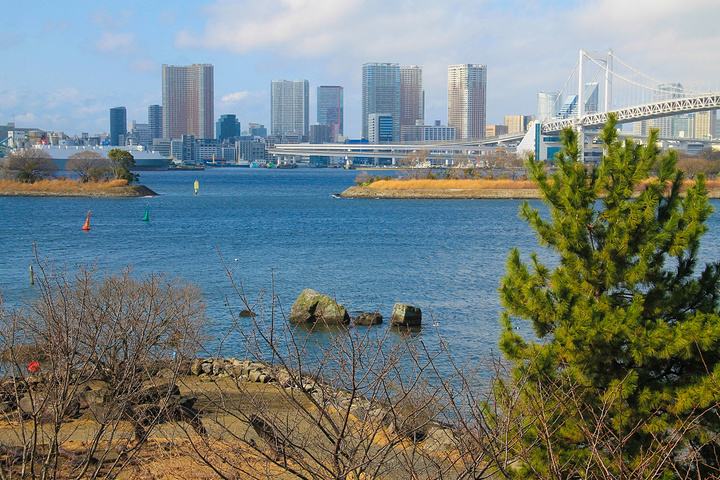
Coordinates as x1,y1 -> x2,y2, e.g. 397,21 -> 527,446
2,168 -> 720,367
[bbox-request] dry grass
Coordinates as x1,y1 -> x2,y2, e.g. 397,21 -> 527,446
367,178 -> 538,191
370,177 -> 720,193
0,178 -> 129,193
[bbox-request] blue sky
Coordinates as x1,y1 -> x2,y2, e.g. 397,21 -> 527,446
1,0 -> 718,137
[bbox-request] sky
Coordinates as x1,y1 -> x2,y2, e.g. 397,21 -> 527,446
1,0 -> 719,137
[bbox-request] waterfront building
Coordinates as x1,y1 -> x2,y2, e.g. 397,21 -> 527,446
309,124 -> 333,144
632,121 -> 649,138
162,64 -> 214,139
401,120 -> 456,142
236,136 -> 267,162
317,86 -> 343,139
172,134 -> 197,163
216,114 -> 241,142
109,107 -> 127,146
362,63 -> 400,141
485,124 -> 509,137
558,83 -> 600,119
248,123 -> 267,137
368,113 -> 394,144
693,110 -> 717,139
400,66 -> 423,129
151,138 -> 171,157
650,83 -> 683,138
537,91 -> 559,122
148,104 -> 162,140
447,64 -> 487,140
197,138 -> 220,162
503,115 -> 533,134
271,80 -> 309,140
128,121 -> 151,148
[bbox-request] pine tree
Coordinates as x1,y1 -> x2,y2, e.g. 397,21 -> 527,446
499,114 -> 720,478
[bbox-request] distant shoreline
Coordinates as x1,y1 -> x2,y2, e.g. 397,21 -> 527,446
0,179 -> 158,198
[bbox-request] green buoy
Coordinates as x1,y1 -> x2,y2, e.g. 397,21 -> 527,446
142,206 -> 150,222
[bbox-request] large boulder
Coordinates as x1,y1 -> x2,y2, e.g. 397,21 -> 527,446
353,311 -> 383,326
289,289 -> 350,325
390,304 -> 422,327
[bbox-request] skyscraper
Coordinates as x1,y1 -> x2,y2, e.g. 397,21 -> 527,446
271,80 -> 309,139
148,104 -> 162,140
400,66 -> 423,129
162,64 -> 214,139
316,86 -> 343,139
447,64 -> 487,140
109,107 -> 127,146
537,91 -> 559,122
216,114 -> 241,142
362,63 -> 401,141
651,83 -> 683,138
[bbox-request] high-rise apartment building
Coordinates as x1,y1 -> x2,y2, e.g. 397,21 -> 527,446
216,114 -> 241,142
128,121 -> 151,148
693,110 -> 717,139
400,66 -> 423,129
109,107 -> 127,146
271,80 -> 309,139
651,83 -> 683,138
447,64 -> 487,140
162,64 -> 214,139
368,113 -> 394,144
248,123 -> 267,138
504,115 -> 532,134
362,63 -> 401,141
401,120 -> 456,142
537,91 -> 559,122
148,104 -> 162,140
317,86 -> 343,139
486,124 -> 508,137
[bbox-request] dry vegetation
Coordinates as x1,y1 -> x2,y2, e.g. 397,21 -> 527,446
366,178 -> 538,191
0,178 -> 154,197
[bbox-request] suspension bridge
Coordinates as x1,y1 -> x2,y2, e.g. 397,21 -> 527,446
270,49 -> 719,164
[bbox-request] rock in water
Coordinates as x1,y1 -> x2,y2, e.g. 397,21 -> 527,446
353,311 -> 383,326
390,304 -> 422,327
289,289 -> 350,325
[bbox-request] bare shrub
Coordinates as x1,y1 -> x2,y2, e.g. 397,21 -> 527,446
175,268 -> 519,480
66,152 -> 112,182
1,149 -> 57,183
0,263 -> 206,479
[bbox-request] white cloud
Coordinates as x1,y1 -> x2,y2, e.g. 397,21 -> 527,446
221,91 -> 251,103
96,32 -> 135,52
177,0 -> 720,130
130,59 -> 157,73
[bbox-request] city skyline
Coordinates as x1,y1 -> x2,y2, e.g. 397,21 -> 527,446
1,0 -> 719,137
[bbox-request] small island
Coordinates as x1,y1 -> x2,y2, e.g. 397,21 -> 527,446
342,166 -> 720,199
0,147 -> 157,197
341,178 -> 542,199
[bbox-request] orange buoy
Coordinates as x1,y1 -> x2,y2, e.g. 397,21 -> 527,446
82,211 -> 92,231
